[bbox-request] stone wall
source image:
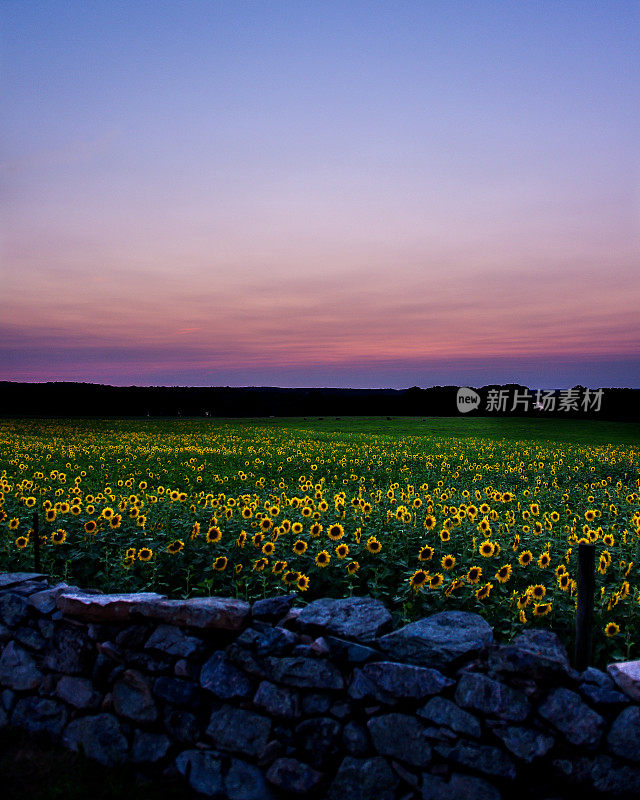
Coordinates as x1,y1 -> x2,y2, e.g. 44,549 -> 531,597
1,571 -> 640,800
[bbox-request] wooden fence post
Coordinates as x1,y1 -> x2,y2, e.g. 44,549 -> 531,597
574,542 -> 595,672
32,511 -> 41,572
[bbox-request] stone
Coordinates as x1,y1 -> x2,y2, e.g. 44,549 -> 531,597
140,596 -> 250,630
538,688 -> 604,748
206,705 -> 271,756
418,696 -> 482,738
301,692 -> 331,714
607,706 -> 640,762
579,682 -> 629,706
360,661 -> 453,701
421,772 -> 502,800
295,717 -> 342,768
57,590 -> 166,621
328,756 -> 398,800
0,593 -> 30,626
0,640 -> 42,690
226,758 -> 275,800
127,651 -> 171,674
43,624 -> 93,674
254,681 -> 300,719
175,749 -> 224,796
63,713 -> 128,766
265,656 -> 344,689
14,625 -> 45,651
252,594 -> 297,622
455,673 -> 530,722
236,624 -> 298,656
131,730 -> 171,763
492,725 -> 555,762
164,707 -> 200,743
0,705 -> 7,727
200,651 -> 253,699
608,660 -> 640,702
115,624 -> 151,649
266,757 -> 323,794
581,666 -> 614,688
11,697 -> 68,737
295,597 -> 392,642
28,583 -> 70,615
368,713 -> 431,768
153,676 -> 198,707
0,622 -> 11,642
378,611 -> 492,669
145,624 -> 202,657
590,754 -> 640,796
343,721 -> 370,756
436,741 -> 516,780
5,579 -> 49,595
324,635 -> 380,664
112,669 -> 158,722
2,689 -> 15,712
0,572 -> 48,591
56,675 -> 101,709
490,629 -> 575,679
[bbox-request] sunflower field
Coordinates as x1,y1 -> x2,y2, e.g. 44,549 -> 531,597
1,418 -> 639,666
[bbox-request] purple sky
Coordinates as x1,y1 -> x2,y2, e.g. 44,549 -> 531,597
2,1 -> 639,388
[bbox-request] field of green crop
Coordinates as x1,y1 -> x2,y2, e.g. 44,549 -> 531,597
1,416 -> 639,666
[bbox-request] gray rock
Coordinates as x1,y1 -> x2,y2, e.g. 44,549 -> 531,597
608,706 -> 640,762
226,758 -> 275,800
4,579 -> 49,595
131,730 -> 171,763
492,725 -> 554,762
57,590 -> 166,621
206,705 -> 271,756
436,741 -> 516,780
301,692 -> 331,714
0,593 -> 29,626
265,656 -> 344,690
455,673 -> 530,722
153,676 -> 198,707
145,624 -> 202,657
266,757 -> 323,795
324,636 -> 380,664
579,682 -> 629,706
28,583 -> 69,615
252,595 -> 297,622
422,772 -> 502,800
14,625 -> 45,651
361,661 -> 453,701
328,756 -> 398,800
43,624 -> 93,674
591,754 -> 640,795
608,660 -> 640,702
368,713 -> 431,767
200,651 -> 253,699
581,666 -> 614,688
0,640 -> 42,690
12,696 -> 68,737
295,717 -> 342,768
343,721 -> 370,756
112,669 -> 157,722
164,707 -> 200,743
538,688 -> 604,748
63,713 -> 128,766
378,611 -> 492,669
348,669 -> 386,703
236,624 -> 298,656
295,597 -> 392,642
1,689 -> 15,712
140,596 -> 250,630
56,675 -> 101,709
254,681 -> 300,719
175,749 -> 224,796
127,651 -> 171,674
0,572 -> 48,591
418,696 -> 482,738
490,629 -> 574,679
0,622 -> 11,643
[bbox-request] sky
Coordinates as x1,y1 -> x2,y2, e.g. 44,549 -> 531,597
2,0 -> 639,389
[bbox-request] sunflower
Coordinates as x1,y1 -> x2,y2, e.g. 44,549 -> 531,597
291,521 -> 303,535
296,574 -> 310,592
418,545 -> 434,562
603,533 -> 614,547
410,569 -> 429,591
518,550 -> 533,566
167,540 -> 184,554
466,566 -> 482,584
283,569 -> 299,586
45,509 -> 56,522
109,514 -> 122,529
479,541 -> 496,558
236,531 -> 247,548
262,541 -> 276,556
272,560 -> 287,575
475,582 -> 493,600
293,539 -> 308,554
101,507 -> 114,519
327,523 -> 345,541
441,554 -> 456,571
335,543 -> 349,559
532,602 -> 552,617
253,557 -> 269,571
429,573 -> 444,589
207,526 -> 223,543
138,547 -> 153,561
495,564 -> 512,584
557,573 -> 571,591
439,530 -> 451,542
242,507 -> 252,519
517,593 -> 531,609
25,497 -> 36,508
15,536 -> 29,549
126,547 -> 136,559
212,556 -> 228,571
366,536 -> 382,554
252,532 -> 264,547
585,509 -> 596,521
260,517 -> 273,532
51,528 -> 67,545
309,523 -> 323,538
315,550 -> 331,567
346,561 -> 360,574
9,518 -> 20,530
605,622 -> 620,637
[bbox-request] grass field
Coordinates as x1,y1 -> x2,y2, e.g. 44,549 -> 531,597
1,416 -> 639,666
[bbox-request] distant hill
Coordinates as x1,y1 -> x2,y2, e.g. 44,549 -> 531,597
1,382 -> 638,420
